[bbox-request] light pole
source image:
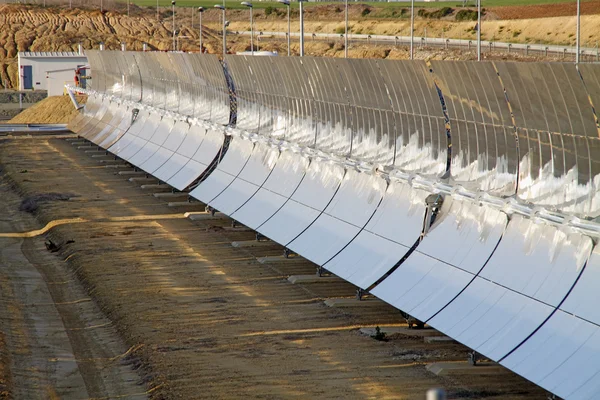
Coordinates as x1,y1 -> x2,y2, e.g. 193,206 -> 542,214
127,0 -> 130,17
410,0 -> 414,60
172,1 -> 177,52
157,0 -> 159,21
576,0 -> 581,63
241,2 -> 254,54
198,7 -> 205,53
477,0 -> 481,61
299,0 -> 305,56
100,0 -> 103,12
344,0 -> 348,58
214,4 -> 227,55
278,0 -> 291,56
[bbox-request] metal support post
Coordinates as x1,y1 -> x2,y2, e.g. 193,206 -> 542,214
410,0 -> 414,59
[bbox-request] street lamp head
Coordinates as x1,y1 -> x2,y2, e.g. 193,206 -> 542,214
171,0 -> 175,4
214,4 -> 225,10
241,1 -> 253,7
277,0 -> 290,5
198,6 -> 205,12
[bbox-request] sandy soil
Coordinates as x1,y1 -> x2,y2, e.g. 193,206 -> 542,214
0,133 -> 551,399
7,95 -> 87,124
0,145 -> 147,399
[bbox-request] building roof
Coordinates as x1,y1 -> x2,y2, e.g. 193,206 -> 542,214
18,52 -> 87,58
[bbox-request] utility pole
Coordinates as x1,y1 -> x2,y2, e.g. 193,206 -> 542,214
344,0 -> 348,58
172,1 -> 176,51
576,0 -> 581,64
299,0 -> 305,56
410,0 -> 414,59
198,7 -> 205,53
477,0 -> 481,61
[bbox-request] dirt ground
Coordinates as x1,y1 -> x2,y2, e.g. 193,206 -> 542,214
0,132 -> 552,399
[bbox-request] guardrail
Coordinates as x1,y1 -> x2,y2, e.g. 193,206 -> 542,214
239,30 -> 600,61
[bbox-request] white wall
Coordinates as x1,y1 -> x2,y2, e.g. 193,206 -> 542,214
18,56 -> 88,94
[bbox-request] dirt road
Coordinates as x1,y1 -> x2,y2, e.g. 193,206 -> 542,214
0,134 -> 550,399
0,137 -> 147,399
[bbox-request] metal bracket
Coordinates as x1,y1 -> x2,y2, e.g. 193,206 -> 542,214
284,248 -> 296,259
256,232 -> 266,242
205,205 -> 216,216
468,351 -> 479,366
356,288 -> 364,301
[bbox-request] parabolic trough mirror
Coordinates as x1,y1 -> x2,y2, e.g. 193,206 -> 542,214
69,51 -> 600,400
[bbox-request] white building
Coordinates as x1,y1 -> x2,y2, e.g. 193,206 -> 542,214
17,52 -> 89,96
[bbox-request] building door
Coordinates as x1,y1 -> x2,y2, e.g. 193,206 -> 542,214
22,65 -> 33,90
77,65 -> 87,89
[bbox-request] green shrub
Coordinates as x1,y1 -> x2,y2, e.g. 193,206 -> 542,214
456,9 -> 477,21
430,7 -> 453,19
335,26 -> 345,34
265,6 -> 274,16
361,7 -> 371,17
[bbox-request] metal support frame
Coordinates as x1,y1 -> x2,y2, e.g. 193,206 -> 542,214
284,248 -> 297,258
356,288 -> 364,301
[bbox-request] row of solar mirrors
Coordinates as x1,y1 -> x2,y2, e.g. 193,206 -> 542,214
68,51 -> 600,400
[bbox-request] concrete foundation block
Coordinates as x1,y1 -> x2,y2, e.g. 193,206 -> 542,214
288,275 -> 341,284
257,256 -> 294,264
140,184 -> 172,191
424,336 -> 456,344
231,240 -> 272,248
324,298 -> 383,308
426,362 -> 505,376
118,170 -> 146,176
185,212 -> 226,221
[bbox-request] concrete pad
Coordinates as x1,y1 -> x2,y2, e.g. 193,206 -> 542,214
104,164 -> 130,169
140,184 -> 172,192
153,192 -> 188,200
118,170 -> 146,176
231,240 -> 273,248
324,298 -> 383,308
98,159 -> 123,164
359,326 -> 442,338
424,336 -> 456,344
168,201 -> 204,207
128,177 -> 157,183
185,212 -> 227,221
257,256 -> 295,264
288,275 -> 342,284
426,362 -> 505,376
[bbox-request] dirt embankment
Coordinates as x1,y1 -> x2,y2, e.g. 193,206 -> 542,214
1,2 -> 599,90
8,95 -> 87,124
